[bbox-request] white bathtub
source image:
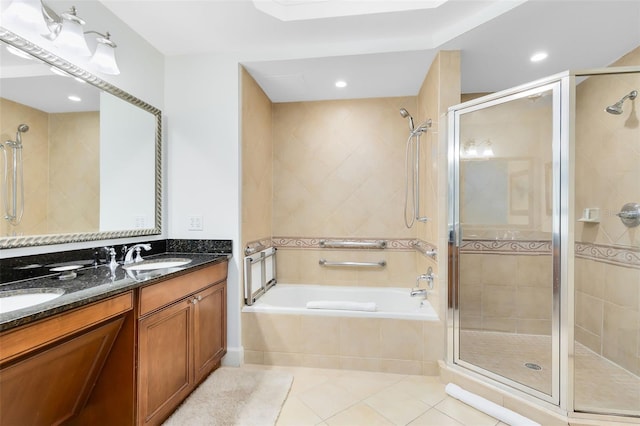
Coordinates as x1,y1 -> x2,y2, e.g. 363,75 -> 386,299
242,284 -> 438,321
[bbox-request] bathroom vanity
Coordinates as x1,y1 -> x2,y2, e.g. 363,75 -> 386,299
0,253 -> 229,426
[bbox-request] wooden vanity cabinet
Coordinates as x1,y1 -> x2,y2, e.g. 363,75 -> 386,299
136,261 -> 227,426
0,292 -> 133,426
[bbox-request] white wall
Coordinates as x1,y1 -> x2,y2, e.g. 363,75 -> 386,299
165,53 -> 242,363
100,92 -> 157,231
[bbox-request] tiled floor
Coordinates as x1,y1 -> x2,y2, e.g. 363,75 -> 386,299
244,365 -> 508,426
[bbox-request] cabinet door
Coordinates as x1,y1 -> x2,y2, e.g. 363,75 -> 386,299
193,282 -> 226,384
137,300 -> 192,426
0,317 -> 124,426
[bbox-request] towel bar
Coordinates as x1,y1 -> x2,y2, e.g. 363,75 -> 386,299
319,259 -> 386,268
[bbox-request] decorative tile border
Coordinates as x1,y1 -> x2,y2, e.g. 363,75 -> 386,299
246,237 -> 438,259
249,236 -> 639,268
460,240 -> 552,255
271,237 -> 416,251
575,242 -> 640,269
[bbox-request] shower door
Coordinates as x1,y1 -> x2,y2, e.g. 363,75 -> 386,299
450,82 -> 560,404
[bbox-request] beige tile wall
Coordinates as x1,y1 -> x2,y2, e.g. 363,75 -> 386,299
0,99 -> 99,236
575,257 -> 640,376
276,248 -> 417,287
459,253 -> 553,334
575,46 -> 640,249
272,96 -> 417,240
0,98 -> 49,237
419,50 -> 461,317
241,68 -> 273,249
574,46 -> 640,376
48,112 -> 99,233
242,312 -> 442,375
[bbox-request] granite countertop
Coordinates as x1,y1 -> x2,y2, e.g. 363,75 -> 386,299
0,252 -> 230,332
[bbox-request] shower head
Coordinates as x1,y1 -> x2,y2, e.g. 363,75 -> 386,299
400,108 -> 415,131
605,90 -> 637,115
15,123 -> 29,145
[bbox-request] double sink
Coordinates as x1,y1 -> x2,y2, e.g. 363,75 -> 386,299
0,257 -> 192,315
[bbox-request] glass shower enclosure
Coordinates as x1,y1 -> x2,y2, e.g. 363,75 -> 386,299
448,66 -> 639,421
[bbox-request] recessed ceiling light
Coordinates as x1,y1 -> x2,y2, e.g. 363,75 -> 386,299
68,95 -> 82,102
335,80 -> 347,88
530,51 -> 548,62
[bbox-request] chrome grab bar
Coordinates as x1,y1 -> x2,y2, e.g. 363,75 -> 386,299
319,259 -> 386,268
319,240 -> 387,249
245,248 -> 276,263
244,247 -> 277,306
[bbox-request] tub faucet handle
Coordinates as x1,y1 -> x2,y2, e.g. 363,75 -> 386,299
416,267 -> 435,290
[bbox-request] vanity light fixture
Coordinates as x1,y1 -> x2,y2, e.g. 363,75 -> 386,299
51,6 -> 91,56
87,32 -> 120,75
4,0 -> 122,75
335,80 -> 347,88
530,51 -> 548,62
482,140 -> 494,157
462,139 -> 494,159
2,0 -> 50,36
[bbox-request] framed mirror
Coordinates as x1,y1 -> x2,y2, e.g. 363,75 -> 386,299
0,28 -> 161,249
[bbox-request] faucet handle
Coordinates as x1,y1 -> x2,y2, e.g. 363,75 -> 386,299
416,267 -> 435,290
134,247 -> 144,262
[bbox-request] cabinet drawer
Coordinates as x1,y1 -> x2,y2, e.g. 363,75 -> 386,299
138,261 -> 227,317
0,291 -> 133,364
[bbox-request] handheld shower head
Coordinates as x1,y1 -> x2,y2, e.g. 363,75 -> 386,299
400,108 -> 415,131
605,90 -> 637,115
15,124 -> 29,146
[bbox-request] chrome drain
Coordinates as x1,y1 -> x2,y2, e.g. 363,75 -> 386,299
524,362 -> 542,371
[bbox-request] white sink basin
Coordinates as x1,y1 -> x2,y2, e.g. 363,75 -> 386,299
0,289 -> 65,314
123,258 -> 192,271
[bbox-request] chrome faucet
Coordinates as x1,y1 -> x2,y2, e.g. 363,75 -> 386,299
411,267 -> 434,298
124,243 -> 151,264
410,288 -> 429,297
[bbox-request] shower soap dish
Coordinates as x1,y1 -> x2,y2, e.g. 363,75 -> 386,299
578,207 -> 600,223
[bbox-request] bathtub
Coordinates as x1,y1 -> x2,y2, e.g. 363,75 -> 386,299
242,284 -> 442,374
242,284 -> 438,321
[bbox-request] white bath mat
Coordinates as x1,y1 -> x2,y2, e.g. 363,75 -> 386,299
163,367 -> 293,426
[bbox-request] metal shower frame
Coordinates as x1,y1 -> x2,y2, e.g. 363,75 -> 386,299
446,65 -> 640,424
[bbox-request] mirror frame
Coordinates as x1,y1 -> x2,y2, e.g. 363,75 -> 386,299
0,27 -> 162,249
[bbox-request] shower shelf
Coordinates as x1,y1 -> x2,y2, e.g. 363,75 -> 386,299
577,218 -> 600,223
578,208 -> 600,223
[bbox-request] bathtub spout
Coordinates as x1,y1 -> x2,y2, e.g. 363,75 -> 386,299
410,288 -> 429,298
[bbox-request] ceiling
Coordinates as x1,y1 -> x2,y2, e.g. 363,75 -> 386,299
97,0 -> 640,103
5,0 -> 640,105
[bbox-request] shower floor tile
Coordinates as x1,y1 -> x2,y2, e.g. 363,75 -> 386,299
458,330 -> 640,415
